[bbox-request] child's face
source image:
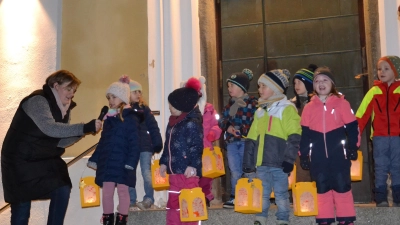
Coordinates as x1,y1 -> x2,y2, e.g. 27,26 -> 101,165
258,83 -> 274,100
294,79 -> 307,96
227,82 -> 245,98
130,90 -> 141,103
377,60 -> 396,85
313,75 -> 333,97
106,93 -> 123,109
169,103 -> 182,116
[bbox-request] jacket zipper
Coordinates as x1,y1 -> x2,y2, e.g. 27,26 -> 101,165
375,98 -> 382,113
323,102 -> 328,158
394,98 -> 400,111
386,85 -> 390,135
168,126 -> 175,174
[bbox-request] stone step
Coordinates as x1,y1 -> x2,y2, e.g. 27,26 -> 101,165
128,204 -> 400,225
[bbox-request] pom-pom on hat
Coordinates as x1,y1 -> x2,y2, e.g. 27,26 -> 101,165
314,66 -> 335,85
168,78 -> 201,113
129,79 -> 142,92
180,76 -> 207,114
258,69 -> 291,94
293,64 -> 317,94
106,75 -> 131,104
226,68 -> 253,93
379,55 -> 400,78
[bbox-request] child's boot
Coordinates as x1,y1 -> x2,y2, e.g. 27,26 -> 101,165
254,216 -> 267,225
101,213 -> 114,225
375,186 -> 389,207
338,221 -> 354,225
115,213 -> 128,225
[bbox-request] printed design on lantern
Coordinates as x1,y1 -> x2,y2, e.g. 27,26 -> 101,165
83,184 -> 97,203
293,191 -> 297,212
252,185 -> 261,208
300,191 -> 314,212
181,199 -> 189,218
351,160 -> 359,176
154,168 -> 167,184
192,197 -> 205,217
203,156 -> 212,172
216,153 -> 224,170
236,187 -> 248,206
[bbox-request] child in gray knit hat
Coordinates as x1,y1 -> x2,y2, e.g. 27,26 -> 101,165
243,69 -> 301,225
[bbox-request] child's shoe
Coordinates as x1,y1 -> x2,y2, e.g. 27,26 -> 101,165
376,201 -> 389,207
136,198 -> 153,210
254,216 -> 267,225
115,213 -> 128,225
276,220 -> 289,225
129,203 -> 140,211
101,213 -> 114,225
374,186 -> 388,207
339,221 -> 354,225
222,197 -> 234,208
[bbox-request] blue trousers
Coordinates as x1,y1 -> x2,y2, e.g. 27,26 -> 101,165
129,151 -> 154,204
226,141 -> 245,197
10,185 -> 71,225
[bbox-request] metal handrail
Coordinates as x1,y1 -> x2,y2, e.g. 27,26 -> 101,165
0,143 -> 98,214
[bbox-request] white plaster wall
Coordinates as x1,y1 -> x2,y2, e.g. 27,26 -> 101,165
378,0 -> 400,56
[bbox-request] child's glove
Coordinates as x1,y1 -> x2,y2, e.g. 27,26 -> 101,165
159,164 -> 167,178
281,161 -> 294,173
153,145 -> 163,154
87,161 -> 97,170
125,165 -> 134,170
184,166 -> 197,178
300,155 -> 310,170
206,131 -> 216,142
347,149 -> 358,160
242,172 -> 256,182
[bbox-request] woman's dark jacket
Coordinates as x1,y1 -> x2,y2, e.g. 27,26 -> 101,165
1,85 -> 85,204
89,108 -> 141,187
132,102 -> 163,153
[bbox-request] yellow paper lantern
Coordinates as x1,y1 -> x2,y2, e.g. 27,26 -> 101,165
234,178 -> 263,214
80,176 -> 100,208
202,147 -> 225,178
151,159 -> 170,191
351,151 -> 363,181
292,182 -> 318,216
179,187 -> 208,222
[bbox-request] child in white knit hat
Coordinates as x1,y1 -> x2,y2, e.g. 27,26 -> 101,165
243,69 -> 301,225
88,75 -> 141,225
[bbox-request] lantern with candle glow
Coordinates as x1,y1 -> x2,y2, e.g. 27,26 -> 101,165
151,159 -> 170,191
202,146 -> 225,178
80,176 -> 100,208
351,151 -> 363,181
292,182 -> 318,216
179,187 -> 208,221
234,178 -> 263,214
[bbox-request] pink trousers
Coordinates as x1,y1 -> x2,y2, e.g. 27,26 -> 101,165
316,190 -> 356,223
199,177 -> 213,201
166,174 -> 200,225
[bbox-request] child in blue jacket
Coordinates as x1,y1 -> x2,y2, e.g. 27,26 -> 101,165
88,76 -> 141,225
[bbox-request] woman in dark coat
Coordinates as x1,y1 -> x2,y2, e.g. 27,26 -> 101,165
1,70 -> 101,225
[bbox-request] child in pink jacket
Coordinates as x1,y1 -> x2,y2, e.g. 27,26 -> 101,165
181,76 -> 222,206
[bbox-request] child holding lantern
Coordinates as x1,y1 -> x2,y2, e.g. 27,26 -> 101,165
243,69 -> 301,225
299,67 -> 359,225
159,78 -> 204,225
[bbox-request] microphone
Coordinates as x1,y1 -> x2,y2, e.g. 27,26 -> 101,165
98,106 -> 109,121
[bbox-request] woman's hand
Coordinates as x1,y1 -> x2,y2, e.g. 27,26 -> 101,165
95,119 -> 102,132
159,164 -> 167,178
184,166 -> 197,178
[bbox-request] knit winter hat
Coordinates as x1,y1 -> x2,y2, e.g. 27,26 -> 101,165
379,55 -> 400,78
293,64 -> 318,94
180,76 -> 207,115
168,78 -> 201,112
106,75 -> 130,104
226,68 -> 253,93
129,79 -> 142,92
258,69 -> 291,94
314,66 -> 335,85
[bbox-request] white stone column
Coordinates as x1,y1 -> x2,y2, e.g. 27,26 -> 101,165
378,0 -> 400,56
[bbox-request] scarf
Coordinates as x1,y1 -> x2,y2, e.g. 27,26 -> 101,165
168,112 -> 188,126
256,93 -> 285,118
229,94 -> 248,117
50,87 -> 70,119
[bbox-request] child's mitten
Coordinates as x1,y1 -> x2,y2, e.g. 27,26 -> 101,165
206,131 -> 216,142
281,161 -> 294,173
347,149 -> 358,160
300,155 -> 310,170
87,161 -> 97,170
